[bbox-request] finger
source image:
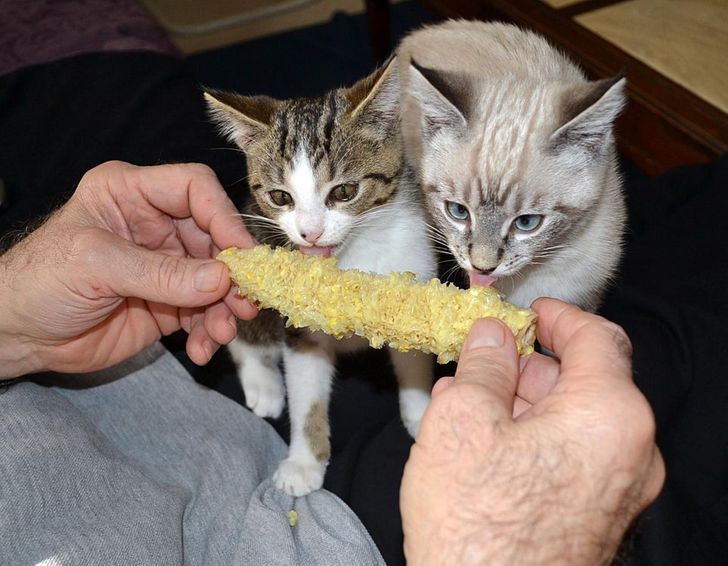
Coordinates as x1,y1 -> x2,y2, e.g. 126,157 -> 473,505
147,301 -> 182,336
203,301 -> 238,345
121,163 -> 256,250
532,298 -> 633,384
516,352 -> 560,405
174,216 -> 217,259
431,376 -> 454,397
453,318 -> 520,418
513,395 -> 532,418
224,288 -> 259,320
86,230 -> 233,308
179,306 -> 196,334
645,448 -> 666,506
186,311 -> 221,365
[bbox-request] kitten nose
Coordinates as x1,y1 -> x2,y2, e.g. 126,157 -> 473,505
301,230 -> 323,244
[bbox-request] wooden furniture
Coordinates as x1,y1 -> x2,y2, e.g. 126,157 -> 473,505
419,0 -> 728,175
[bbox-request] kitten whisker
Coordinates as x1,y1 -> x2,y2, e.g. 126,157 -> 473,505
207,146 -> 247,156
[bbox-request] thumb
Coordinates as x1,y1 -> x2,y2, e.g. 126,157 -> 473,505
89,233 -> 231,307
454,318 -> 520,417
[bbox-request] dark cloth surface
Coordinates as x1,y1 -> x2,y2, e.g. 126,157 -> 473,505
1,3 -> 726,564
600,157 -> 728,564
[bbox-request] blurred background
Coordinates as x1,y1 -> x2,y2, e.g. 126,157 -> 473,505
137,0 -> 728,176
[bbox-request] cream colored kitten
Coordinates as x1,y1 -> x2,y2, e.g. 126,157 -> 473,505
398,21 -> 626,310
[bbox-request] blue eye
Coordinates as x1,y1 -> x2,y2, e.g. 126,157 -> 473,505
513,214 -> 543,232
446,201 -> 470,221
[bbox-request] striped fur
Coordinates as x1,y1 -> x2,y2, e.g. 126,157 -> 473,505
398,21 -> 627,311
205,59 -> 437,496
206,61 -> 403,241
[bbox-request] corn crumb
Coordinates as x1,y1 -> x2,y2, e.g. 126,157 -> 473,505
288,510 -> 298,527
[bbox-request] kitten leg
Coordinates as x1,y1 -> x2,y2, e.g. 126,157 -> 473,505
389,349 -> 434,438
274,334 -> 334,496
228,338 -> 285,419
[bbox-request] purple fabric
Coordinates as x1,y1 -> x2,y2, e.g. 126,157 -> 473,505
0,0 -> 179,76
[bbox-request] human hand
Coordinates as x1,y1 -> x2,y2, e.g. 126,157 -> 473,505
400,298 -> 665,565
0,161 -> 257,378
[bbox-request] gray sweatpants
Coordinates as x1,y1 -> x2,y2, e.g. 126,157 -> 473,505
0,344 -> 385,565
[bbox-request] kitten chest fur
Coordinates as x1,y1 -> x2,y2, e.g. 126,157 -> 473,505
335,177 -> 436,281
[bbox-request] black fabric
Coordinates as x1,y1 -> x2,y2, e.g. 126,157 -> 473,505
601,157 -> 728,564
1,3 -> 726,564
0,52 -> 250,241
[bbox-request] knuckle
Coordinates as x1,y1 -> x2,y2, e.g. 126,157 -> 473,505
427,384 -> 498,442
184,162 -> 216,180
604,321 -> 633,358
76,161 -> 131,198
456,354 -> 514,395
155,255 -> 187,293
68,228 -> 107,268
85,160 -> 128,180
629,396 -> 657,446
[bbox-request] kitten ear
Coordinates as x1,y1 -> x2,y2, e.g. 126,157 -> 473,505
550,76 -> 626,156
204,90 -> 279,151
405,60 -> 469,140
345,56 -> 400,132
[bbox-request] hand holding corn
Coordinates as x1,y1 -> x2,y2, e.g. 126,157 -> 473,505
218,245 -> 536,363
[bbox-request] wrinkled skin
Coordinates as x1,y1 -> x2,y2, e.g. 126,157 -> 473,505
0,161 -> 257,378
401,299 -> 665,565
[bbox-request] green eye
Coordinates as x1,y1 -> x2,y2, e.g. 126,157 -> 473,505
329,183 -> 358,202
269,190 -> 293,207
513,214 -> 543,232
446,201 -> 470,221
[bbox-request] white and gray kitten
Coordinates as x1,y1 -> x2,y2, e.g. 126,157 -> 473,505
398,21 -> 627,310
205,60 -> 436,496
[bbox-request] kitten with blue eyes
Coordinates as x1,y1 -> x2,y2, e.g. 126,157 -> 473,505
205,60 -> 437,496
397,21 -> 627,311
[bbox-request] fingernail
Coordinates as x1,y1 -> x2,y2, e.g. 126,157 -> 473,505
467,319 -> 506,349
194,262 -> 224,292
228,314 -> 237,332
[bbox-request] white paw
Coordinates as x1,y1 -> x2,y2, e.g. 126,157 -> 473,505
241,367 -> 285,419
273,458 -> 326,496
402,415 -> 422,439
399,388 -> 431,439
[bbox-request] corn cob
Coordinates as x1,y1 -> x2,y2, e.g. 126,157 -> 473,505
218,245 -> 536,363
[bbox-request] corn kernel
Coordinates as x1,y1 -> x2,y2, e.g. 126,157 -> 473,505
218,245 -> 536,363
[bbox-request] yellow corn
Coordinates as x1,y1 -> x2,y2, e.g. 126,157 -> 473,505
218,245 -> 536,363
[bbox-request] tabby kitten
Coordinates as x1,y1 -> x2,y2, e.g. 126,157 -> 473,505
398,21 -> 627,310
205,60 -> 436,496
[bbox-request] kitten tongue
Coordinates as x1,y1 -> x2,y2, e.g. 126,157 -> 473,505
299,245 -> 333,257
469,271 -> 498,287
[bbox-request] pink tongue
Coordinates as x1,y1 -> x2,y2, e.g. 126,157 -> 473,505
299,245 -> 333,257
469,271 -> 498,287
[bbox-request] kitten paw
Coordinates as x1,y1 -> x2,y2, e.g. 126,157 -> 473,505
273,458 -> 326,496
402,416 -> 422,439
399,389 -> 431,439
241,367 -> 285,419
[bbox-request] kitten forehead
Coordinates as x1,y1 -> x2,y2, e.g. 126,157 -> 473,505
423,82 -> 565,210
288,150 -> 319,206
468,83 -> 553,193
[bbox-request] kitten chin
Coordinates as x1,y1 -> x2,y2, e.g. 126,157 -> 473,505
398,21 -> 626,311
